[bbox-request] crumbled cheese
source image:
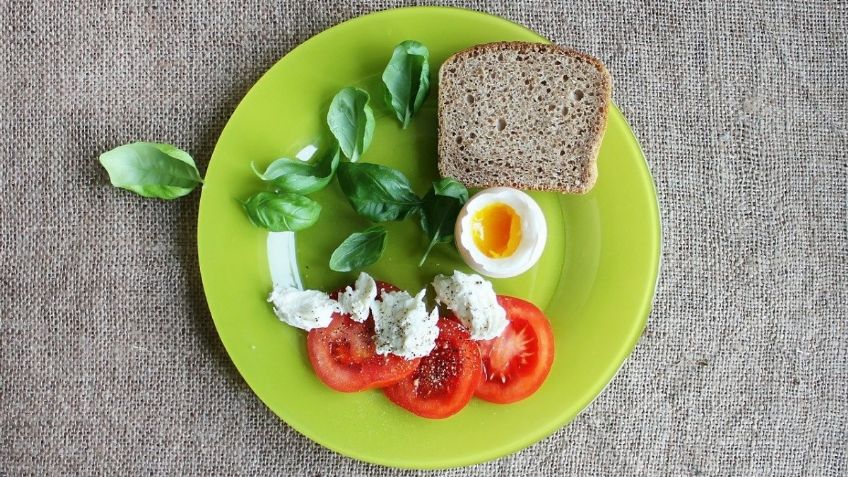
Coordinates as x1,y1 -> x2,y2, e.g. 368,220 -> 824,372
337,272 -> 377,322
432,270 -> 508,340
267,285 -> 340,331
370,289 -> 439,359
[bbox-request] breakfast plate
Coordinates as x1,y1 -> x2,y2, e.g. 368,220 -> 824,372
197,6 -> 660,469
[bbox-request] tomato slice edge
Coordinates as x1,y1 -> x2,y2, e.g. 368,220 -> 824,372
383,318 -> 481,418
307,280 -> 420,392
475,295 -> 555,404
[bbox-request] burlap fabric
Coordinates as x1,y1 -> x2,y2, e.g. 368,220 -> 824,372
1,1 -> 846,475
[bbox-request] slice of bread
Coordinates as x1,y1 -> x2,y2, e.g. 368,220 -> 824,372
437,42 -> 612,194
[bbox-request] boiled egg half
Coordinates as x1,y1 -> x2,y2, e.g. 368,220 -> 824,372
455,187 -> 547,278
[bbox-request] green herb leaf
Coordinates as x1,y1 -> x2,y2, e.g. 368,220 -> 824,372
242,191 -> 321,232
251,145 -> 340,194
327,87 -> 375,162
329,226 -> 388,272
418,177 -> 469,266
382,40 -> 430,129
336,162 -> 422,222
99,142 -> 202,199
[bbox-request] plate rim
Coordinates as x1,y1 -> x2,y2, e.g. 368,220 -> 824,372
197,5 -> 662,469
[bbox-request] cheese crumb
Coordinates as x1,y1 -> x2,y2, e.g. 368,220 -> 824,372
267,286 -> 340,331
370,289 -> 439,359
337,272 -> 377,322
432,270 -> 507,340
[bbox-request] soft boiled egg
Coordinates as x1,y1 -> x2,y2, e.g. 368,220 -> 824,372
455,187 -> 547,278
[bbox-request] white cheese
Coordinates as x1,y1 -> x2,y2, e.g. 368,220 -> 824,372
267,285 -> 340,331
432,270 -> 508,340
337,272 -> 377,322
370,289 -> 439,359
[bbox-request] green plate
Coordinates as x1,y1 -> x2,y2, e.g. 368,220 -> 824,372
198,6 -> 660,470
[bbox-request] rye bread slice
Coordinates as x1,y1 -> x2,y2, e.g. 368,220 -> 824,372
437,42 -> 612,193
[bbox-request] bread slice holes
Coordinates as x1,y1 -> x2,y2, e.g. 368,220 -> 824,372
498,53 -> 504,61
496,118 -> 507,131
469,132 -> 477,139
548,104 -> 556,111
562,105 -> 569,116
562,75 -> 569,82
455,136 -> 463,144
572,90 -> 584,101
465,94 -> 475,105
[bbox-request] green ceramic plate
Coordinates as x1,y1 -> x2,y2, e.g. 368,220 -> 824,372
198,6 -> 660,470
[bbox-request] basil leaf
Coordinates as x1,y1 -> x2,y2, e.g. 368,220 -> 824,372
418,177 -> 469,266
242,191 -> 321,232
329,226 -> 388,272
431,176 -> 469,202
251,145 -> 340,194
382,40 -> 430,129
99,142 -> 202,199
336,162 -> 422,222
327,87 -> 375,162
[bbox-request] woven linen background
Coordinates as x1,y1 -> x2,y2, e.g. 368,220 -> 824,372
1,0 -> 845,475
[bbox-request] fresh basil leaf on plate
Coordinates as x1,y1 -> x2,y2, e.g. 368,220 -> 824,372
336,162 -> 422,222
99,142 -> 202,199
327,87 -> 375,162
252,145 -> 340,194
418,177 -> 469,266
329,225 -> 388,272
242,191 -> 321,232
382,40 -> 430,129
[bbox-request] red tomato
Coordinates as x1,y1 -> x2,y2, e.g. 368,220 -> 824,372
383,318 -> 482,419
475,296 -> 555,404
307,281 -> 420,392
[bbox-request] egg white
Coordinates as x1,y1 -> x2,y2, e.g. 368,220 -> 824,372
454,187 -> 547,279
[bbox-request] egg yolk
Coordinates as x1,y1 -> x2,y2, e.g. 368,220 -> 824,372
471,203 -> 522,258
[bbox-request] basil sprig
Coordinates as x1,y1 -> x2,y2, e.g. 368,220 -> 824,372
336,162 -> 422,222
382,40 -> 431,129
242,191 -> 321,232
327,87 -> 375,162
99,142 -> 202,199
329,226 -> 388,272
418,178 -> 469,266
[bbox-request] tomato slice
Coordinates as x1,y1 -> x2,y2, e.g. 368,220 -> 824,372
383,318 -> 482,419
475,296 -> 555,404
307,281 -> 420,392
